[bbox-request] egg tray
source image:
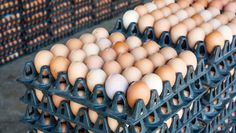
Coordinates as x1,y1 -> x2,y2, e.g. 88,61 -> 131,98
71,0 -> 93,8
0,1 -> 20,17
0,50 -> 24,65
48,15 -> 73,28
0,39 -> 25,56
22,22 -> 50,40
72,16 -> 94,32
92,2 -> 112,24
20,0 -> 49,14
24,35 -> 51,54
111,19 -> 236,88
111,0 -> 129,17
0,13 -> 21,31
50,27 -> 75,43
22,10 -> 49,24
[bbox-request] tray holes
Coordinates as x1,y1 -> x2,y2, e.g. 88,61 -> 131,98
232,112 -> 236,117
161,103 -> 168,114
210,67 -> 216,76
164,36 -> 170,45
181,40 -> 187,50
218,62 -> 225,70
44,116 -> 50,125
134,123 -> 142,133
96,91 -> 104,104
78,128 -> 86,133
221,92 -> 226,98
117,102 -> 124,113
98,119 -> 104,129
172,96 -> 179,106
195,80 -> 201,89
183,87 -> 190,97
204,106 -> 210,112
229,86 -> 234,92
76,84 -> 85,97
148,112 -> 155,123
59,81 -> 67,91
79,111 -> 85,122
199,45 -> 206,56
181,126 -> 186,133
213,99 -> 219,105
227,56 -> 233,64
217,125 -> 224,131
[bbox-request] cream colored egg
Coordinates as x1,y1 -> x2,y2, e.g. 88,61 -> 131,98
68,49 -> 86,62
96,38 -> 112,51
80,33 -> 96,44
86,69 -> 107,92
187,27 -> 205,48
92,27 -> 109,40
122,66 -> 142,83
167,15 -> 179,27
175,10 -> 188,21
123,10 -> 140,29
50,44 -> 69,57
82,43 -> 100,56
68,62 -> 88,85
217,25 -> 233,43
142,73 -> 163,96
167,58 -> 187,78
126,36 -> 142,50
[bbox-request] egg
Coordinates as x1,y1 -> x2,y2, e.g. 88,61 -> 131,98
123,10 -> 140,29
148,53 -> 166,68
217,25 -> 233,43
50,44 -> 69,57
155,65 -> 176,87
84,55 -> 104,70
223,12 -> 235,21
178,50 -> 197,70
52,92 -> 66,107
209,0 -> 223,10
112,41 -> 129,54
168,3 -> 181,13
92,27 -> 109,40
103,61 -> 122,75
164,0 -> 174,5
80,33 -> 96,44
182,18 -> 196,31
82,43 -> 100,56
191,14 -> 204,26
192,3 -> 204,12
68,62 -> 88,85
151,10 -> 164,20
228,23 -> 236,35
209,19 -> 221,30
138,14 -> 155,33
205,31 -> 225,53
96,38 -> 112,51
185,7 -> 196,17
159,47 -> 177,61
153,0 -> 166,9
199,23 -> 214,35
207,7 -> 220,17
160,7 -> 172,17
177,0 -> 190,8
131,47 -> 148,61
66,38 -> 83,50
224,1 -> 236,13
126,36 -> 142,50
34,50 -> 54,73
86,69 -> 107,92
134,59 -> 154,75
142,73 -> 163,96
167,15 -> 179,27
200,10 -> 213,22
143,40 -> 160,55
99,48 -> 117,62
68,49 -> 86,62
117,52 -> 135,69
88,109 -> 98,123
108,117 -> 119,132
187,27 -> 205,48
70,101 -> 85,116
145,2 -> 157,12
134,5 -> 148,16
175,10 -> 188,21
127,81 -> 150,107
170,23 -> 188,44
109,32 -> 126,44
215,14 -> 229,25
167,58 -> 187,78
154,19 -> 171,38
50,56 -> 70,79
105,74 -> 128,99
122,67 -> 142,83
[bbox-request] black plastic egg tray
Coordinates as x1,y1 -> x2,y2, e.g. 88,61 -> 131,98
0,1 -> 20,17
111,0 -> 129,16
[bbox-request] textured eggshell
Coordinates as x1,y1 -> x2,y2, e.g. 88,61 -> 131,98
217,25 -> 233,43
134,59 -> 154,75
182,18 -> 196,31
70,101 -> 86,116
159,47 -> 177,61
66,38 -> 83,50
82,43 -> 100,56
103,61 -> 122,75
191,14 -> 204,26
178,50 -> 197,70
205,31 -> 225,53
105,74 -> 129,99
207,7 -> 220,17
143,40 -> 160,55
122,67 -> 142,83
68,62 -> 88,85
167,15 -> 179,27
68,49 -> 86,62
84,55 -> 104,70
142,73 -> 163,96
86,69 -> 107,92
80,33 -> 96,44
167,58 -> 187,78
187,27 -> 205,48
153,0 -> 166,9
168,3 -> 181,13
131,47 -> 148,61
127,81 -> 150,107
148,52 -> 166,68
112,42 -> 129,54
209,19 -> 221,29
170,23 -> 188,43
160,7 -> 172,17
138,14 -> 155,33
126,36 -> 142,50
175,10 -> 188,21
123,10 -> 140,29
117,53 -> 135,69
151,10 -> 164,20
184,7 -> 196,17
215,15 -> 229,25
154,19 -> 171,38
34,50 -> 54,73
50,44 -> 70,57
96,38 -> 112,51
50,56 -> 70,79
99,48 -> 117,62
92,27 -> 109,40
199,23 -> 213,35
88,109 -> 98,123
200,10 -> 213,22
108,117 -> 119,132
134,5 -> 148,16
145,2 -> 157,12
155,65 -> 176,87
109,32 -> 126,44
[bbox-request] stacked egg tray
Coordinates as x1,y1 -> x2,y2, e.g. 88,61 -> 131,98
92,0 -> 112,24
21,0 -> 51,53
0,12 -> 25,65
0,0 -> 20,17
111,0 -> 129,16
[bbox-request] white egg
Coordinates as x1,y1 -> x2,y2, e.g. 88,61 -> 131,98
142,73 -> 163,96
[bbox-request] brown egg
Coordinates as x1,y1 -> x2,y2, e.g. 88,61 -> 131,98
84,55 -> 104,70
199,23 -> 214,35
161,7 -> 172,17
134,5 -> 148,16
151,10 -> 164,20
209,0 -> 223,10
68,62 -> 88,85
224,1 -> 236,13
143,40 -> 160,55
70,101 -> 85,116
197,0 -> 208,7
167,15 -> 179,27
35,79 -> 48,101
215,14 -> 229,25
191,14 -> 204,26
170,23 -> 188,43
178,50 -> 197,70
159,47 -> 177,61
185,7 -> 196,17
148,53 -> 166,68
154,18 -> 171,38
66,38 -> 83,50
50,56 -> 70,79
92,27 -> 109,40
131,47 -> 148,61
168,3 -> 181,13
191,3 -> 204,12
127,81 -> 150,107
207,7 -> 220,17
205,31 -> 225,53
50,44 -> 70,57
112,41 -> 129,54
103,61 -> 122,75
155,65 -> 176,87
117,53 -> 135,69
126,36 -> 142,50
109,32 -> 126,44
167,58 -> 187,77
177,0 -> 190,8
52,85 -> 66,107
138,14 -> 155,33
88,109 -> 98,123
68,49 -> 86,62
80,33 -> 96,44
34,50 -> 54,73
122,67 -> 142,83
182,18 -> 196,31
187,27 -> 205,48
99,48 -> 117,62
134,59 -> 154,75
153,0 -> 166,9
